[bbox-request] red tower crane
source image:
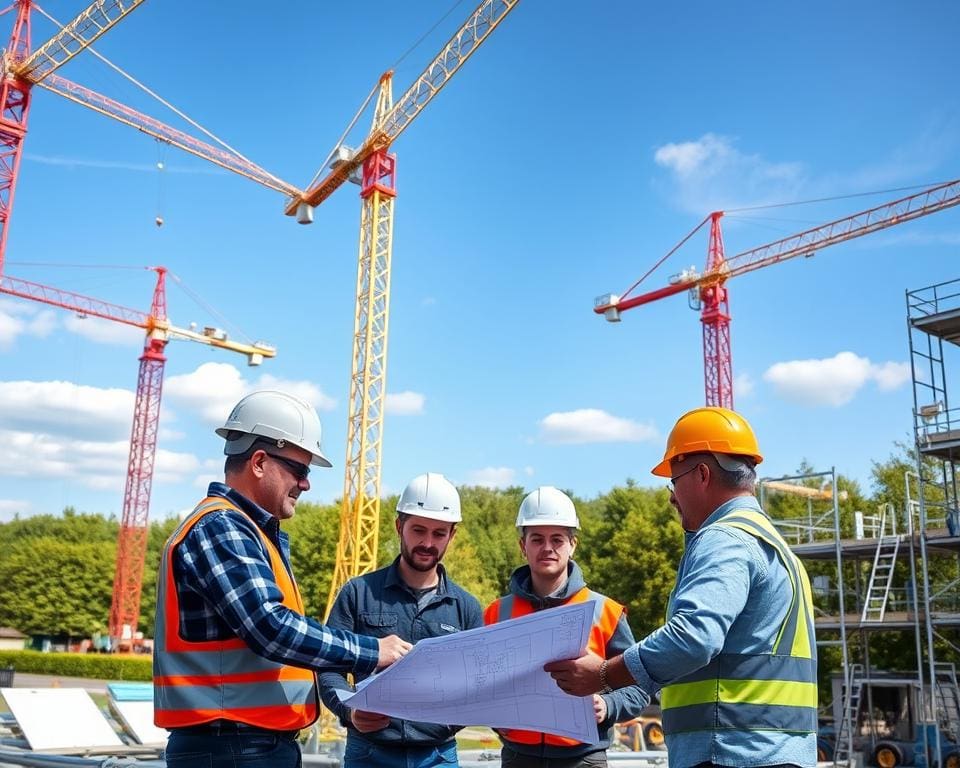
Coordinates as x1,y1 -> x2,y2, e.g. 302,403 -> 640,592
0,268 -> 275,645
594,179 -> 960,409
0,0 -> 303,276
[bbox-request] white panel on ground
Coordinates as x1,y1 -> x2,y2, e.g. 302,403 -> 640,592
109,699 -> 168,745
0,688 -> 124,751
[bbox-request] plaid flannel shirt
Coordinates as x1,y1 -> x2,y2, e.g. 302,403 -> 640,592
170,482 -> 379,676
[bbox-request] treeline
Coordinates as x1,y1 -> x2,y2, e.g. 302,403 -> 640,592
0,443 -> 953,698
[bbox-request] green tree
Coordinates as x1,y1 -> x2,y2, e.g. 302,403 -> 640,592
286,501 -> 342,618
580,483 -> 684,638
0,538 -> 115,636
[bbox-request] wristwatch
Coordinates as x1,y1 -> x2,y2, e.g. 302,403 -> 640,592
599,659 -> 614,694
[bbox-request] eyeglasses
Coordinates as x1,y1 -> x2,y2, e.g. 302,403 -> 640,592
669,463 -> 701,488
263,452 -> 311,482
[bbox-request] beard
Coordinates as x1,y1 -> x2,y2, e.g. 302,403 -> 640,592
400,539 -> 446,573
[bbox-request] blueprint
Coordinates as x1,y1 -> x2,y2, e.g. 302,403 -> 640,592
338,600 -> 598,744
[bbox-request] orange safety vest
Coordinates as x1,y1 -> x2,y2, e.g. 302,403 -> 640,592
153,497 -> 319,730
483,587 -> 624,747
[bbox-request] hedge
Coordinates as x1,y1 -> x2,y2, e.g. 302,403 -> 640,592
0,650 -> 152,681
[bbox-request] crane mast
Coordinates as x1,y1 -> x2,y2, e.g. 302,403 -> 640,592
0,266 -> 275,645
317,0 -> 520,620
596,179 -> 960,409
326,80 -> 396,616
111,267 -> 168,645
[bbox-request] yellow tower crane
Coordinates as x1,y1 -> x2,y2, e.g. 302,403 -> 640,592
282,0 -> 520,616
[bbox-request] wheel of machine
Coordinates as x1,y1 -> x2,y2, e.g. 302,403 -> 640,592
643,720 -> 665,747
871,742 -> 904,768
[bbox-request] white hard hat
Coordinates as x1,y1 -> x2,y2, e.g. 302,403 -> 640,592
396,473 -> 461,523
215,390 -> 332,467
516,486 -> 579,529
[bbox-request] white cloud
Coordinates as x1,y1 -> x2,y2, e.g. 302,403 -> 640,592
0,379 -> 134,440
735,372 -> 755,399
0,428 -> 198,489
653,133 -> 805,214
193,473 -> 220,489
385,391 -> 425,415
0,300 -> 57,349
539,409 -> 658,444
763,351 -> 910,406
524,466 -> 535,477
871,361 -> 911,391
466,467 -> 516,489
0,499 -> 31,521
63,314 -> 143,347
164,362 -> 336,425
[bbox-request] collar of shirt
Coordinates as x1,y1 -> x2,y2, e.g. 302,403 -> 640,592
384,556 -> 448,596
685,494 -> 764,545
207,481 -> 285,548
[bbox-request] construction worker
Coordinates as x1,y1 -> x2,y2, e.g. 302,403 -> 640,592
318,472 -> 483,768
546,407 -> 818,768
485,486 -> 649,768
153,390 -> 411,768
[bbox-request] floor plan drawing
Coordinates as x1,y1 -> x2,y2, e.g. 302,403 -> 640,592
338,600 -> 599,743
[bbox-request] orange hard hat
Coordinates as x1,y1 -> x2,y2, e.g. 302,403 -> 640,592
651,406 -> 763,477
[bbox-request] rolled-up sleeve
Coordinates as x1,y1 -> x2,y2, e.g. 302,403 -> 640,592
623,528 -> 755,692
179,512 -> 379,676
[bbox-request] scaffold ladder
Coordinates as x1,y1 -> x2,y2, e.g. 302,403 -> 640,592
935,662 -> 960,741
835,663 -> 864,765
862,505 -> 900,622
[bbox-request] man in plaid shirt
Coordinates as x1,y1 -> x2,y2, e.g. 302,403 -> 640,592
154,390 -> 410,768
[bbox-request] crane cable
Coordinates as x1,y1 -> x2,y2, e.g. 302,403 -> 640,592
167,271 -> 256,347
304,0 -> 469,191
304,80 -> 380,191
621,179 -> 956,300
34,3 -> 297,195
618,215 -> 710,302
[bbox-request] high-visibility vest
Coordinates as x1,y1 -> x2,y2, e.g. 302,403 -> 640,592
153,497 -> 319,730
484,587 -> 624,747
659,508 -> 818,737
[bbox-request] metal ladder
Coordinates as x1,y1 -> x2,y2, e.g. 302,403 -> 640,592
834,663 -> 864,765
861,504 -> 900,622
935,662 -> 960,741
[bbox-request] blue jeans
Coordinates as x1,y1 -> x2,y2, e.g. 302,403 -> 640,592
343,735 -> 458,768
164,728 -> 302,768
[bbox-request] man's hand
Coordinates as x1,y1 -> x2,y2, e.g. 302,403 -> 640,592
376,634 -> 412,669
593,694 -> 607,724
350,709 -> 391,733
544,651 -> 604,696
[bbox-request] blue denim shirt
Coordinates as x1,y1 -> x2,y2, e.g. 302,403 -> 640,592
623,495 -> 817,768
318,557 -> 483,747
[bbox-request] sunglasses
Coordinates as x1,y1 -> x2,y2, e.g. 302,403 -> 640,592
263,452 -> 311,482
669,463 -> 701,488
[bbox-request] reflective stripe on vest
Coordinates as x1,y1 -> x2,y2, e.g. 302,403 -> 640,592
660,508 -> 817,737
153,497 -> 319,730
483,587 -> 624,747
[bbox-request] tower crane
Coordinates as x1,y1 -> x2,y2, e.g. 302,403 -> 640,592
279,0 -> 519,615
0,267 -> 275,644
595,179 -> 960,409
0,0 -> 303,275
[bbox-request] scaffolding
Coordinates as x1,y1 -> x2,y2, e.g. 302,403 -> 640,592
758,278 -> 960,768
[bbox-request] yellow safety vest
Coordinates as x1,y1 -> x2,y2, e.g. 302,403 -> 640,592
659,509 -> 818,736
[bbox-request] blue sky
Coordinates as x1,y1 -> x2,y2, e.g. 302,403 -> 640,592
1,0 -> 958,521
